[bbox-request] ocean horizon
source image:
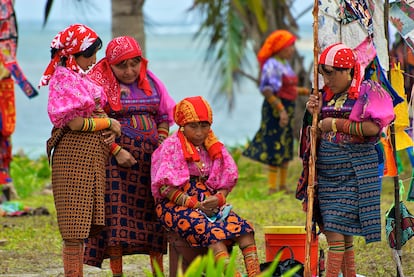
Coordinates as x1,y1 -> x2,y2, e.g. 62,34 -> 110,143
13,19 -> 314,159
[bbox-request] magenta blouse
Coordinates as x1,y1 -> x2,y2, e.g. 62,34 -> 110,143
349,79 -> 395,128
151,132 -> 238,199
47,66 -> 107,128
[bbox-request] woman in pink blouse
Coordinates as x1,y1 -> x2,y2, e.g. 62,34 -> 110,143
151,96 -> 261,277
40,24 -> 121,277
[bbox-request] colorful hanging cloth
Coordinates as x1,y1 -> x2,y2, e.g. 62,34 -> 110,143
365,56 -> 404,107
341,0 -> 374,36
390,0 -> 414,51
0,0 -> 38,98
390,62 -> 413,151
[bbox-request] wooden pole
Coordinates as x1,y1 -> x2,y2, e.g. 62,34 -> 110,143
384,1 -> 402,275
304,0 -> 319,276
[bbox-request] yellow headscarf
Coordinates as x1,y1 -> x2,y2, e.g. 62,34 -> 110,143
174,96 -> 223,161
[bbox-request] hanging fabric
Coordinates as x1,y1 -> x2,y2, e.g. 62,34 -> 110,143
390,63 -> 413,151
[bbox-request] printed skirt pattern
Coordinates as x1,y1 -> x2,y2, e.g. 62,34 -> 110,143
243,98 -> 295,167
317,140 -> 381,243
84,136 -> 167,268
156,177 -> 254,248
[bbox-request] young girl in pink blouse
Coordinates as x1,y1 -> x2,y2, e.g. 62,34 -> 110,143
39,23 -> 120,276
151,96 -> 261,277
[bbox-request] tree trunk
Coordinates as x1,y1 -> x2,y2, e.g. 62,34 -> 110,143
111,0 -> 146,55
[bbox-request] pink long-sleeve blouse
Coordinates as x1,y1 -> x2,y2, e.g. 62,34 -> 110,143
151,132 -> 238,199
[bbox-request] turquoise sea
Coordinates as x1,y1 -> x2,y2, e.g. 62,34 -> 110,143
13,20 -> 314,158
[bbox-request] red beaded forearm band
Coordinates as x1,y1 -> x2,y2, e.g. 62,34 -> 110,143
158,127 -> 169,143
184,195 -> 200,209
215,192 -> 226,207
335,119 -> 364,137
110,142 -> 122,156
350,121 -> 364,136
170,190 -> 184,204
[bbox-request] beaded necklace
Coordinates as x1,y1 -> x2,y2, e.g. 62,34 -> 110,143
194,146 -> 207,177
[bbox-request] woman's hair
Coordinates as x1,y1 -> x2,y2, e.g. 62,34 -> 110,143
50,37 -> 103,66
113,56 -> 142,67
319,64 -> 354,77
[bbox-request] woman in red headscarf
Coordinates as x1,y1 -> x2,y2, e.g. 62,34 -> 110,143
151,96 -> 261,277
306,43 -> 394,276
243,29 -> 307,194
40,24 -> 121,276
83,36 -> 175,276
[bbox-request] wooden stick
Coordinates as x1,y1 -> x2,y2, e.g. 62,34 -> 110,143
304,1 -> 319,276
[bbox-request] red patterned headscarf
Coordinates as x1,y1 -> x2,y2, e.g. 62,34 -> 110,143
88,36 -> 152,111
318,43 -> 362,100
174,96 -> 223,161
257,30 -> 296,69
39,24 -> 99,87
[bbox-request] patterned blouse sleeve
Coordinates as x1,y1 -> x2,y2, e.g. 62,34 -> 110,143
259,58 -> 283,93
147,70 -> 176,126
349,80 -> 395,128
205,147 -> 238,192
47,67 -> 98,128
151,133 -> 191,199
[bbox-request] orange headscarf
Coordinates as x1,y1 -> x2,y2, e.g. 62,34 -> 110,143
174,96 -> 223,162
257,30 -> 296,69
88,36 -> 152,111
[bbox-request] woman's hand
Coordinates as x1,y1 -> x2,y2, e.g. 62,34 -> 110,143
279,110 -> 289,127
114,148 -> 137,167
102,130 -> 119,145
109,118 -> 122,137
306,92 -> 322,114
318,117 -> 334,132
199,195 -> 219,217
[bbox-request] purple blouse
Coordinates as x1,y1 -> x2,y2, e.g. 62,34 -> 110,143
260,57 -> 296,93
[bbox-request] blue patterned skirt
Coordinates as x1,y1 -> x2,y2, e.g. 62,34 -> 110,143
317,140 -> 381,243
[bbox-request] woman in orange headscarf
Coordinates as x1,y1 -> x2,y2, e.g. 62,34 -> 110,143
243,29 -> 303,194
151,96 -> 261,277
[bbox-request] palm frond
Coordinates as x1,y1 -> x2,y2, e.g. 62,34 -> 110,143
43,0 -> 54,28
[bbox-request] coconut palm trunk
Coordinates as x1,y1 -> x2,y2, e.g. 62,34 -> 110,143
111,0 -> 146,54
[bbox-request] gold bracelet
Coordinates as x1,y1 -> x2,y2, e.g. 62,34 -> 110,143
331,118 -> 337,133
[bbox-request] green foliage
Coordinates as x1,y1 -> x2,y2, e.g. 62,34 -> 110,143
145,248 -> 299,277
10,154 -> 51,198
2,147 -> 414,275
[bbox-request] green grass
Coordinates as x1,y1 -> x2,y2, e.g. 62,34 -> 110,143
1,146 -> 414,276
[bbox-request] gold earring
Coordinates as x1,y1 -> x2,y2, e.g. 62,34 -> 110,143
348,74 -> 352,81
180,126 -> 184,131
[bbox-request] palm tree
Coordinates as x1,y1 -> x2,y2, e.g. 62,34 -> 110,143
43,0 -> 147,53
189,0 -> 313,109
43,0 -> 312,133
187,0 -> 312,137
